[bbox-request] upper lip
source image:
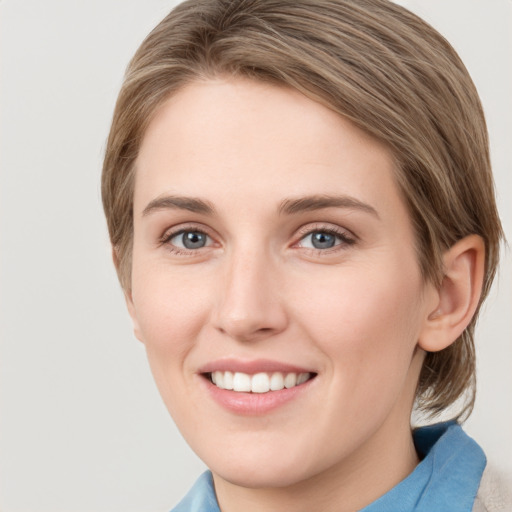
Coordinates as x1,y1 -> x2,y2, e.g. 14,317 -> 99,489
198,358 -> 315,375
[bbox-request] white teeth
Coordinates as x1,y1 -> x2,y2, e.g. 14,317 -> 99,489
284,373 -> 297,388
233,372 -> 252,392
223,371 -> 234,390
297,372 -> 309,385
210,371 -> 312,393
270,372 -> 285,391
213,371 -> 223,388
251,373 -> 270,393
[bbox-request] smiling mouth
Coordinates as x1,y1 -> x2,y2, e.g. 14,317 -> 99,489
205,371 -> 316,393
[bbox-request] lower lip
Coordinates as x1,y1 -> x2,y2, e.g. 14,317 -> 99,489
201,376 -> 315,415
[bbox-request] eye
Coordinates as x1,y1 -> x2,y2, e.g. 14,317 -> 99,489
303,231 -> 338,249
167,230 -> 212,250
296,228 -> 355,250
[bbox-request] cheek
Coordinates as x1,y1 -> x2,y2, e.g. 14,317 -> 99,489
289,267 -> 426,440
294,264 -> 424,377
130,265 -> 212,362
130,268 -> 213,421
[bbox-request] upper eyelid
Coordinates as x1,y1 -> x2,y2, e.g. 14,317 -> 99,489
160,223 -> 214,241
294,222 -> 356,239
166,228 -> 211,243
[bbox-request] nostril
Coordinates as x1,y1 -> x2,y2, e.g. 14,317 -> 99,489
215,320 -> 282,342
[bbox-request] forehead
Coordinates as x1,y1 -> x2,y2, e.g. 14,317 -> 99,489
134,78 -> 404,220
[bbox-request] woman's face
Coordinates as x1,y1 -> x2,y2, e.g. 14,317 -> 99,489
129,78 -> 437,489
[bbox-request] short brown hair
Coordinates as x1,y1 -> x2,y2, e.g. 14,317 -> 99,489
102,0 -> 503,419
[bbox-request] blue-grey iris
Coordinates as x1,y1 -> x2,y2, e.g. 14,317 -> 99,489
311,232 -> 336,249
182,231 -> 207,249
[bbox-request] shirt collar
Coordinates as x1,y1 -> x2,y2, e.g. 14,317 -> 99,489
171,471 -> 219,512
361,421 -> 486,512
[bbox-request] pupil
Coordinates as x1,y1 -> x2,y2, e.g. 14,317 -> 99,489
312,232 -> 335,249
183,231 -> 206,249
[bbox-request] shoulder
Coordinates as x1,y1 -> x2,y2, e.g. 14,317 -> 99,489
473,465 -> 512,512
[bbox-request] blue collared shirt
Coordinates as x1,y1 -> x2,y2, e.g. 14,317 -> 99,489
171,421 -> 486,512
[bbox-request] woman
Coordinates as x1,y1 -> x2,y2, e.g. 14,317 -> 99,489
101,0 -> 509,510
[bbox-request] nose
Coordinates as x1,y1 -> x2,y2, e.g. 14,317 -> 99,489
213,248 -> 288,342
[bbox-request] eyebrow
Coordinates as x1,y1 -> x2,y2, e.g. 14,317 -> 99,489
279,194 -> 379,218
141,193 -> 379,218
142,195 -> 216,216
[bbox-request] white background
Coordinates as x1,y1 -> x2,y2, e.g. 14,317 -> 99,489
1,1 -> 510,511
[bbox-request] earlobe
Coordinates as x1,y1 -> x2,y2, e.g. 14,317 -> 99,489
124,290 -> 145,343
418,235 -> 485,352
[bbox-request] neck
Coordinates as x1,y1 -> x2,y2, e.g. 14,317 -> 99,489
213,418 -> 420,512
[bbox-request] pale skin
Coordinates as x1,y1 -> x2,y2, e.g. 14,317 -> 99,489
122,78 -> 485,512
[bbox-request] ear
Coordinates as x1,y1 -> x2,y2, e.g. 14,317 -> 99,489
418,235 -> 485,352
111,246 -> 144,343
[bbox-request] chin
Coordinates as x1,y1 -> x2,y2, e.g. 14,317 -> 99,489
212,460 -> 313,489
199,436 -> 327,490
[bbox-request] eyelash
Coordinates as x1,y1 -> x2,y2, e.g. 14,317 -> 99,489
159,224 -> 357,256
294,225 -> 356,252
160,226 -> 214,255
